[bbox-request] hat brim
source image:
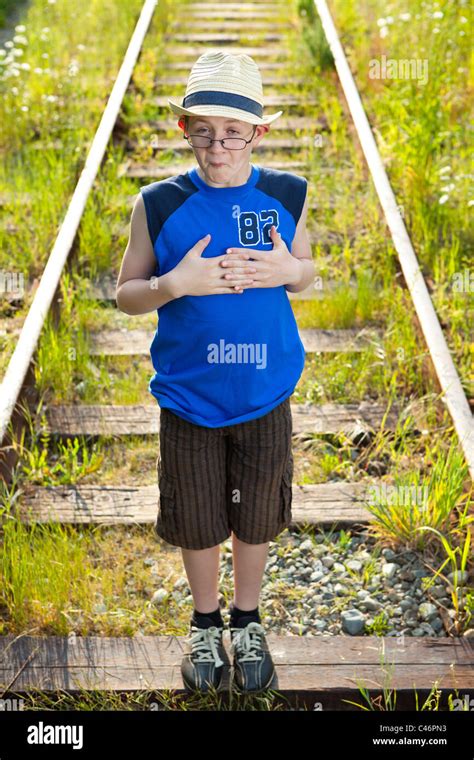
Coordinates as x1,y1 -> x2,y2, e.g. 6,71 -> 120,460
167,98 -> 283,125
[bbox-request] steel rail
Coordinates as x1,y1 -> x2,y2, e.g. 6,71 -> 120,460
314,0 -> 473,480
0,0 -> 158,445
1,0 -> 472,482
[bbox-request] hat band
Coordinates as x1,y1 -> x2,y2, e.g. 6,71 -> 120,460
182,90 -> 263,118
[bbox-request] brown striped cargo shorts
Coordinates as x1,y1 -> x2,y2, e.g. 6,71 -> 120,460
155,397 -> 294,550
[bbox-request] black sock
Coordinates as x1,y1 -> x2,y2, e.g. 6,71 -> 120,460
229,603 -> 261,628
191,605 -> 223,629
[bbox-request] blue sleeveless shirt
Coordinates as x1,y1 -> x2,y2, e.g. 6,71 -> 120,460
140,163 -> 307,428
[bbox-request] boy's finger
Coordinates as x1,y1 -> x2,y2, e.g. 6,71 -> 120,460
222,252 -> 251,260
221,257 -> 256,266
221,261 -> 257,270
222,275 -> 255,283
224,277 -> 253,288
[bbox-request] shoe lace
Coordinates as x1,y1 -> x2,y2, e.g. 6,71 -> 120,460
230,621 -> 265,662
189,625 -> 224,667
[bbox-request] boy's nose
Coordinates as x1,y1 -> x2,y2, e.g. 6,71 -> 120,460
208,142 -> 227,154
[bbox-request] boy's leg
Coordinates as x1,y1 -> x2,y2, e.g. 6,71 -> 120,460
181,544 -> 221,613
231,534 -> 269,610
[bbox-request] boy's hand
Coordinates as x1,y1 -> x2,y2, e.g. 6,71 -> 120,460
171,233 -> 257,297
220,226 -> 300,289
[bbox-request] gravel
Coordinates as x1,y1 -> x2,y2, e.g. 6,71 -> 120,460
203,528 -> 469,637
159,528 -> 471,638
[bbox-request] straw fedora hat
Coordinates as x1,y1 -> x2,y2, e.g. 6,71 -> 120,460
167,49 -> 283,125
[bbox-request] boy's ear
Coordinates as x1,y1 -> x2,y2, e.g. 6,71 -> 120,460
178,116 -> 186,131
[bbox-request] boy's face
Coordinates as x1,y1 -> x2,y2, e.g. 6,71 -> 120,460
184,114 -> 269,184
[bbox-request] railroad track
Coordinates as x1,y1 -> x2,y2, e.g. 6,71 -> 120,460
0,0 -> 472,708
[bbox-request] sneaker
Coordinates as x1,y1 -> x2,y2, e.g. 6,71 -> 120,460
229,618 -> 276,693
181,618 -> 226,693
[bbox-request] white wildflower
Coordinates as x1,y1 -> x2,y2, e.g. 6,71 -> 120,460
12,49 -> 24,57
41,52 -> 49,58
5,41 -> 14,48
11,86 -> 19,94
441,184 -> 455,192
376,18 -> 386,27
399,12 -> 411,21
438,166 -> 451,174
460,17 -> 468,23
77,44 -> 85,51
21,105 -> 28,112
433,27 -> 440,34
41,27 -> 50,33
33,67 -> 43,74
468,200 -> 474,207
385,15 -> 394,24
15,25 -> 26,32
13,35 -> 27,45
20,62 -> 30,70
438,195 -> 449,205
380,26 -> 389,38
432,11 -> 443,19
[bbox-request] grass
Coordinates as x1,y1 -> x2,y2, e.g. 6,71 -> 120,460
0,0 -> 472,711
0,518 -> 187,636
364,442 -> 471,551
0,0 -> 21,30
343,644 -> 471,711
0,682 -> 469,711
327,0 -> 473,390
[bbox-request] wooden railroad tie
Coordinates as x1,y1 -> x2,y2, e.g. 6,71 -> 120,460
163,47 -> 292,58
38,401 -> 400,438
86,272 -> 369,302
90,327 -> 382,357
18,480 -> 379,526
0,635 -> 472,709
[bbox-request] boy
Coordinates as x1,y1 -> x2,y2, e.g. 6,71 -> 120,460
116,50 -> 314,693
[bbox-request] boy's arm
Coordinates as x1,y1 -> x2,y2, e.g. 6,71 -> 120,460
285,190 -> 315,293
115,194 -> 180,315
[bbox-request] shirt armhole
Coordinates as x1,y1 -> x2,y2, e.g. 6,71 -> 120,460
140,186 -> 160,277
296,177 -> 308,227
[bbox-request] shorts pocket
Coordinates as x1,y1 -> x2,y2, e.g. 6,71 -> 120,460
280,468 -> 293,525
157,462 -> 178,532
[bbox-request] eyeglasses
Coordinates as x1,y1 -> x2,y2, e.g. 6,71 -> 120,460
184,125 -> 257,150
